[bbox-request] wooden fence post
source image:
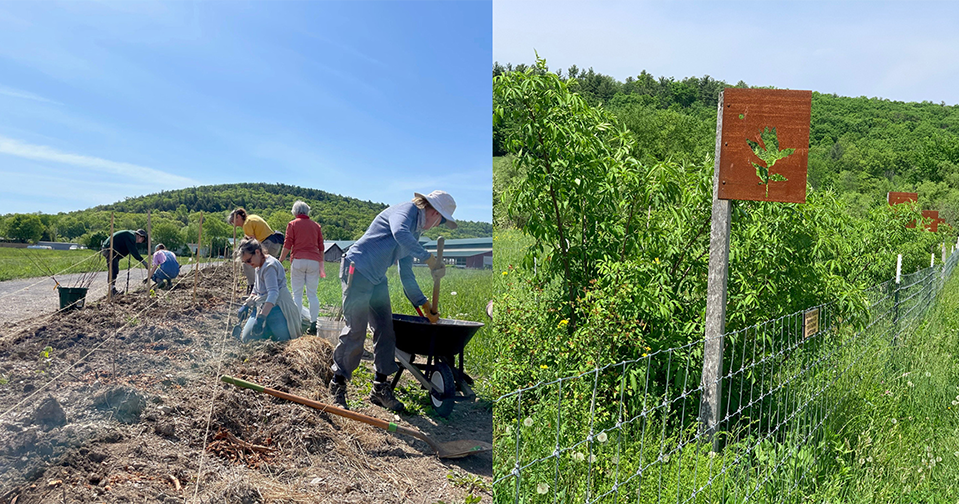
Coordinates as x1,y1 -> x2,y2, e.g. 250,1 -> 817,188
107,213 -> 115,303
700,91 -> 731,450
194,212 -> 203,304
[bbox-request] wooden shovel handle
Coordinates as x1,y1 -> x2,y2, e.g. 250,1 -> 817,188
431,237 -> 444,314
219,375 -> 437,451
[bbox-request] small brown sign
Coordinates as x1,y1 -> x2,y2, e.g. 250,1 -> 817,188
888,192 -> 918,205
803,308 -> 820,339
718,88 -> 812,203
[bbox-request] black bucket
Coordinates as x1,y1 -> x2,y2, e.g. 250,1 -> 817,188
58,286 -> 88,310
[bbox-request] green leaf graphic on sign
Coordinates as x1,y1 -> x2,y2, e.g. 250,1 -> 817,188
746,127 -> 795,197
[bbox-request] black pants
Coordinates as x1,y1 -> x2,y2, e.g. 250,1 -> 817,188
101,249 -> 126,289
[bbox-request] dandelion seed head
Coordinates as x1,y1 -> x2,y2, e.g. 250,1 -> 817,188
573,452 -> 585,462
597,432 -> 608,443
537,482 -> 549,494
523,417 -> 533,427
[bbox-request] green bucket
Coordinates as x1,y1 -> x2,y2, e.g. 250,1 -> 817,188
58,286 -> 88,310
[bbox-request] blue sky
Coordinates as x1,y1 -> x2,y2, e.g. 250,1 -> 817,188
0,1 -> 492,223
495,1 -> 959,106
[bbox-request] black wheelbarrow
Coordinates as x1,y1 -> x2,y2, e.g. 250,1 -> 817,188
392,314 -> 483,417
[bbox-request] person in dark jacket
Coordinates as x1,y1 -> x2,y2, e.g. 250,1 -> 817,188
100,229 -> 148,296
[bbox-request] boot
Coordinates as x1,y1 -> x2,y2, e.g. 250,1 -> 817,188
328,378 -> 349,410
307,320 -> 317,335
370,381 -> 405,412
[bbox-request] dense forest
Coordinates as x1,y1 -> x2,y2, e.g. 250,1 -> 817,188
0,183 -> 492,252
493,61 -> 959,223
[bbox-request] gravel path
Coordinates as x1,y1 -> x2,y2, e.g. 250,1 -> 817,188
0,262 -> 222,330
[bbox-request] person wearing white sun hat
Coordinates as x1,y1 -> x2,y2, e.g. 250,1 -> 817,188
328,190 -> 457,412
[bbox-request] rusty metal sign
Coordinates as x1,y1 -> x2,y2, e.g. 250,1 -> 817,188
888,192 -> 918,205
718,88 -> 812,203
922,210 -> 940,232
803,308 -> 819,339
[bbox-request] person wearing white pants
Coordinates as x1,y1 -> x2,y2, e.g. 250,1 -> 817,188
290,257 -> 321,325
278,200 -> 326,335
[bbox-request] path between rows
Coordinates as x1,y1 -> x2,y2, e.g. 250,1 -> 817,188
0,261 -> 223,330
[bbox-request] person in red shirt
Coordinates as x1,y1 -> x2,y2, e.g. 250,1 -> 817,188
278,200 -> 325,335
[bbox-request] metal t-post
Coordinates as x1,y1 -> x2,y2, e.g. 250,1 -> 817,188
700,91 -> 731,450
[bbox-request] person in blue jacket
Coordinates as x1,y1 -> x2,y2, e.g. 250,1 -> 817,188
328,190 -> 455,411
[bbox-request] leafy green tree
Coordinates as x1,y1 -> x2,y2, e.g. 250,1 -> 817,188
494,55 -> 651,328
56,215 -> 87,240
152,221 -> 186,254
6,214 -> 44,243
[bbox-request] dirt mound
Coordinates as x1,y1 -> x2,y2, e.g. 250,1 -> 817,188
0,263 -> 491,503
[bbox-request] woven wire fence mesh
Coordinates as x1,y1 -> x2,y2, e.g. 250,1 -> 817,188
493,251 -> 958,503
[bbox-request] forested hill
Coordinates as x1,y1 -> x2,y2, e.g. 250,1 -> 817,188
0,183 -> 491,248
493,61 -> 959,222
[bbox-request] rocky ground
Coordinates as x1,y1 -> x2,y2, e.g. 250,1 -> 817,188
0,263 -> 492,503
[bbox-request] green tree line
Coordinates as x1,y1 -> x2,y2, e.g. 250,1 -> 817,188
0,183 -> 492,250
494,59 -> 959,224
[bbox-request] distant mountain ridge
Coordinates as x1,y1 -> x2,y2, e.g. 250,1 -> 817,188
92,182 -> 492,241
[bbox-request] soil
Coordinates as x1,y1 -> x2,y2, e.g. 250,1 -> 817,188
0,263 -> 492,503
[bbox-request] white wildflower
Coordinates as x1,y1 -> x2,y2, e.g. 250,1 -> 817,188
537,482 -> 549,494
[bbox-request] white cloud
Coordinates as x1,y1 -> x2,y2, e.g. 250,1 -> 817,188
0,85 -> 62,105
0,135 -> 197,187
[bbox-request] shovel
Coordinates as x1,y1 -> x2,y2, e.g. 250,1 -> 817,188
220,375 -> 491,459
431,237 -> 444,315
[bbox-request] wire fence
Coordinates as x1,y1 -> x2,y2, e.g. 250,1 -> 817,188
494,250 -> 959,503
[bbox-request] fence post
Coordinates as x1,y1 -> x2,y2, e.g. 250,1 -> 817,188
700,91 -> 730,450
893,254 -> 902,340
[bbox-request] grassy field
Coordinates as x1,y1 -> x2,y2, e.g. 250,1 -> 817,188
0,247 -> 225,283
0,248 -> 104,282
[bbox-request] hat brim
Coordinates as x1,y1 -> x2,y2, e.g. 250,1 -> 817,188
415,192 -> 457,229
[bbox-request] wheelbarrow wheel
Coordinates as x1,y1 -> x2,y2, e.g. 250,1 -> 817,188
429,362 -> 455,417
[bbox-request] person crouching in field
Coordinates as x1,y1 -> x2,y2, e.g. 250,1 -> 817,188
101,229 -> 149,297
147,244 -> 180,289
278,200 -> 326,336
236,237 -> 304,342
228,208 -> 284,295
328,190 -> 455,412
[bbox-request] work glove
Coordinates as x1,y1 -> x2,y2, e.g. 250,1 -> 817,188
425,254 -> 445,272
237,305 -> 250,320
251,316 -> 266,338
420,302 -> 440,324
425,254 -> 446,280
